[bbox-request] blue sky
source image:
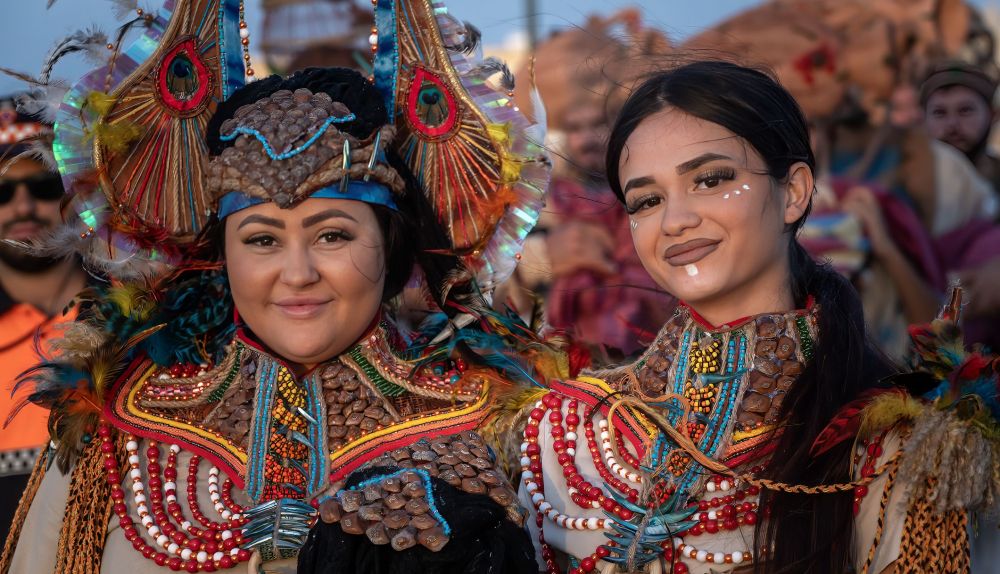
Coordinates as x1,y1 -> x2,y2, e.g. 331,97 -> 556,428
1,0 -> 996,94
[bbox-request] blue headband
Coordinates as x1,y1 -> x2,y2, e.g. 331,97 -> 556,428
217,180 -> 398,219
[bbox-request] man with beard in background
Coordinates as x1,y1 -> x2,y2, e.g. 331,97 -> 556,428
534,96 -> 674,363
922,61 -> 1000,199
0,96 -> 86,542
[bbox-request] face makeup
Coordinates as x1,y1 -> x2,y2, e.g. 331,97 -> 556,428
723,183 -> 750,200
685,263 -> 699,277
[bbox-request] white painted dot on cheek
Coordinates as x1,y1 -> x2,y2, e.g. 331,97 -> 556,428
724,184 -> 750,200
685,264 -> 699,277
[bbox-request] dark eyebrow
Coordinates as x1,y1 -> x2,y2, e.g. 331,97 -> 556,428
302,208 -> 358,228
237,214 -> 284,230
622,176 -> 656,195
676,152 -> 732,175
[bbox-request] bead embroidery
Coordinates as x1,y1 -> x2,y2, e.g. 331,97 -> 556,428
532,304 -> 819,572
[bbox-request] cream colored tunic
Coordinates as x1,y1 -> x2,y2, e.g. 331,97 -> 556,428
8,443 -> 295,574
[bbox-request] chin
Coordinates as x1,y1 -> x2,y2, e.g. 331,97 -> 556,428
658,270 -> 726,305
274,344 -> 339,366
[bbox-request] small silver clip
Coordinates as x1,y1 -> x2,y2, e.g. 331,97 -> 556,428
364,130 -> 383,182
341,138 -> 352,192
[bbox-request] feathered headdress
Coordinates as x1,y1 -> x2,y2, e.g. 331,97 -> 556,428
8,0 -> 547,288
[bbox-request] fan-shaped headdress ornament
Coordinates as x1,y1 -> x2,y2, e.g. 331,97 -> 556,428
21,0 -> 548,288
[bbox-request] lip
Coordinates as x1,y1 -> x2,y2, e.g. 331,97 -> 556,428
272,297 -> 333,319
663,238 -> 721,266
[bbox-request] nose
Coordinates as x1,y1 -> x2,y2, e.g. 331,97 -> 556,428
11,183 -> 36,217
945,113 -> 962,131
279,243 -> 321,288
658,195 -> 701,236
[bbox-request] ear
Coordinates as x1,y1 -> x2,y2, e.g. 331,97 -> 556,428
783,161 -> 814,225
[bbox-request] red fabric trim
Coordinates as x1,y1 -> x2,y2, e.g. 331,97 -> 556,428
328,413 -> 488,482
723,440 -> 777,470
549,379 -> 648,458
104,356 -> 247,488
681,295 -> 817,332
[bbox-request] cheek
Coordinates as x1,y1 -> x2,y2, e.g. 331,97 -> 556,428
630,220 -> 662,270
34,202 -> 62,223
321,241 -> 386,298
224,249 -> 267,314
964,113 -> 990,135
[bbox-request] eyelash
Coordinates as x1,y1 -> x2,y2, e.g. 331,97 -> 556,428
243,230 -> 353,247
693,167 -> 737,189
319,230 -> 352,243
625,195 -> 661,215
244,234 -> 275,247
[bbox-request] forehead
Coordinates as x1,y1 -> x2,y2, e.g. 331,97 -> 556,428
0,157 -> 49,179
619,108 -> 752,172
927,85 -> 989,108
229,196 -> 377,225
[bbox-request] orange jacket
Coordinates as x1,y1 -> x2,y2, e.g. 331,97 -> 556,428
0,298 -> 76,453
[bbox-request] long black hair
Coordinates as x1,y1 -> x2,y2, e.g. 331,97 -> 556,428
606,61 -> 895,573
203,67 -> 469,311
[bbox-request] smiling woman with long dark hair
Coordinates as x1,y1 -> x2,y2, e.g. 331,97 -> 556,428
512,60 -> 1000,574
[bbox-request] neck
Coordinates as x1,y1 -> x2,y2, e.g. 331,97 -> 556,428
684,264 -> 795,329
0,258 -> 86,315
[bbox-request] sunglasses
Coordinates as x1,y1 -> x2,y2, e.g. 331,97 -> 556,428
0,173 -> 64,205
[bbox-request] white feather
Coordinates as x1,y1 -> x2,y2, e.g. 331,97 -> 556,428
526,86 -> 548,145
26,138 -> 58,171
16,82 -> 69,124
109,0 -> 141,21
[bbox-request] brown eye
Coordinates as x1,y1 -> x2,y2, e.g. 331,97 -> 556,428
245,235 -> 276,247
319,231 -> 350,243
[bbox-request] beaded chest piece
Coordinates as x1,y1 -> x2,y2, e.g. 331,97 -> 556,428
102,318 -> 494,570
521,303 -> 818,574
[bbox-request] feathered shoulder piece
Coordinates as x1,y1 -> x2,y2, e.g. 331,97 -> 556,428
13,268 -> 235,471
813,287 -> 1000,517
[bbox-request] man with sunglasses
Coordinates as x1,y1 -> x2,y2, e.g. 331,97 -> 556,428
0,96 -> 86,543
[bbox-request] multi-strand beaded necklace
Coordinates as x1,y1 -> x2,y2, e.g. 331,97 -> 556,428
521,305 -> 818,573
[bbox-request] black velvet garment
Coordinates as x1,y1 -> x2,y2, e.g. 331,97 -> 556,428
298,467 -> 538,574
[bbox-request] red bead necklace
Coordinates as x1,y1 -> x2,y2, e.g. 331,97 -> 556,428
101,423 -> 252,572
